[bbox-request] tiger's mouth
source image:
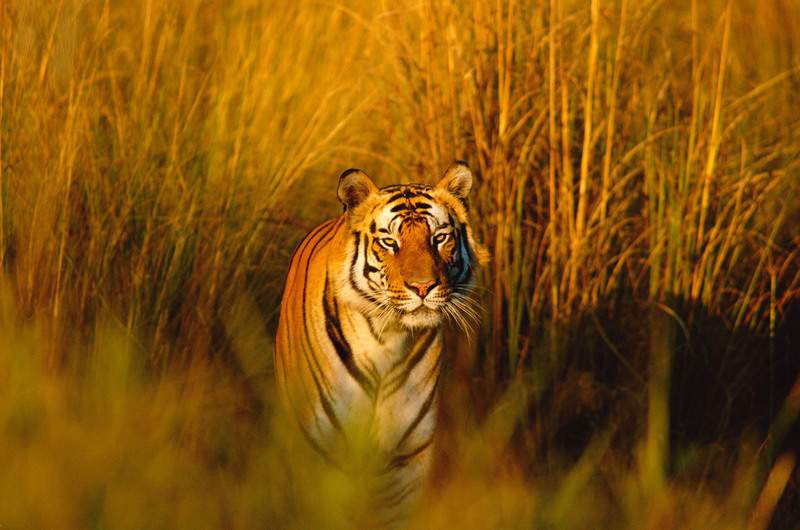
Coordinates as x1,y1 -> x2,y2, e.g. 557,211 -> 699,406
386,285 -> 479,332
398,305 -> 443,329
390,287 -> 480,333
408,304 -> 439,315
393,293 -> 447,314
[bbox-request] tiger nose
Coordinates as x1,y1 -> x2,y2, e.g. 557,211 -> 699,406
407,280 -> 438,298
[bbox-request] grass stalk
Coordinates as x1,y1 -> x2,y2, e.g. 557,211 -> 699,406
695,0 -> 732,250
575,0 -> 598,239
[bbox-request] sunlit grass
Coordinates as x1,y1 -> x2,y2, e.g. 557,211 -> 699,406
0,0 -> 798,528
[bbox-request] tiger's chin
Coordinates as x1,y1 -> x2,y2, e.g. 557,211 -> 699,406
399,307 -> 443,329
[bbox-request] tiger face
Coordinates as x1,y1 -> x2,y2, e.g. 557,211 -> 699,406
337,162 -> 488,329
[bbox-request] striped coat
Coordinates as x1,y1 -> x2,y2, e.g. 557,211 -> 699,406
275,162 -> 487,525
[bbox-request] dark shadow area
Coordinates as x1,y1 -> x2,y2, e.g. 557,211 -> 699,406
439,292 -> 800,527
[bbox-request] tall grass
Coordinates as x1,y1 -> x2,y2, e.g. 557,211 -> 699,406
2,0 -> 370,363
0,0 -> 798,528
370,0 -> 799,348
367,0 -> 799,505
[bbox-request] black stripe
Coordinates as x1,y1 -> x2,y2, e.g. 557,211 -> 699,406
287,220 -> 341,398
280,218 -> 337,298
288,219 -> 334,264
387,192 -> 411,202
414,202 -> 431,209
420,350 -> 443,387
351,232 -> 360,269
389,483 -> 418,507
299,220 -> 344,431
341,310 -> 382,386
364,238 -> 383,293
370,246 -> 384,264
387,436 -> 434,470
298,423 -> 340,469
373,478 -> 420,508
363,234 -> 374,280
390,203 -> 410,212
384,330 -> 437,397
403,330 -> 438,375
278,330 -> 336,466
364,313 -> 384,344
389,213 -> 405,227
382,184 -> 433,191
324,275 -> 377,400
348,232 -> 375,301
386,329 -> 433,373
298,218 -> 342,385
297,218 -> 341,268
395,377 -> 439,451
365,358 -> 381,386
280,328 -> 342,470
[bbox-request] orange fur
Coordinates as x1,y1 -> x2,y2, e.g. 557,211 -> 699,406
275,163 -> 486,524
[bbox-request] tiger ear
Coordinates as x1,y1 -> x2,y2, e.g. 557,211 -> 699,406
436,161 -> 473,199
338,169 -> 378,211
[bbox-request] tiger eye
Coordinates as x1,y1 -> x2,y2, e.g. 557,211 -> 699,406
380,237 -> 398,251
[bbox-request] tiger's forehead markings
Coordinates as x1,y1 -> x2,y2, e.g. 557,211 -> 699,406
388,209 -> 440,234
381,183 -> 434,192
387,191 -> 434,202
389,201 -> 432,213
381,184 -> 435,202
365,184 -> 452,235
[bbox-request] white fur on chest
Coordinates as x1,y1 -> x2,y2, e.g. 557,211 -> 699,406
331,307 -> 441,452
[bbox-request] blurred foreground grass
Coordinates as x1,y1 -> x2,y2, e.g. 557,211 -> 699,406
0,0 -> 799,528
0,294 -> 797,528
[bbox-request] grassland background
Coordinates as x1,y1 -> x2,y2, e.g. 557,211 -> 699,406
0,0 -> 799,528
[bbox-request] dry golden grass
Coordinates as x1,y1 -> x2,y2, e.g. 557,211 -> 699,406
0,0 -> 798,528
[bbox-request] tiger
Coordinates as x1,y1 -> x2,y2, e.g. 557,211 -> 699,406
274,161 -> 487,526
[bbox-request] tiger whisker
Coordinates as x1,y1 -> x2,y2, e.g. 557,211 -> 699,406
442,302 -> 475,338
450,294 -> 481,323
448,296 -> 482,336
362,297 -> 399,340
375,302 -> 397,339
453,285 -> 487,297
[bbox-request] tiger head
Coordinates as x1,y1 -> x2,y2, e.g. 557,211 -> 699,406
337,162 -> 488,330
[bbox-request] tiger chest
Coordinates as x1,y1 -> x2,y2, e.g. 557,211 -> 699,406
340,326 -> 443,454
